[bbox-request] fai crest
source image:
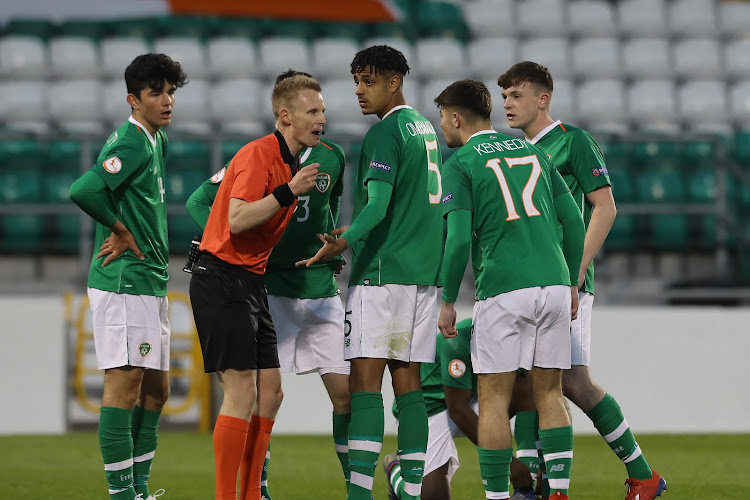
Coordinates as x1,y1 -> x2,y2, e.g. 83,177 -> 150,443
315,173 -> 331,193
139,342 -> 152,357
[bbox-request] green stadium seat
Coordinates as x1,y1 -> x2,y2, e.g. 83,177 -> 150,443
57,20 -> 104,39
604,214 -> 636,251
649,214 -> 689,250
688,166 -> 716,203
49,140 -> 85,174
684,141 -> 716,168
221,141 -> 246,165
636,167 -> 687,203
1,214 -> 44,253
4,19 -> 55,39
733,130 -> 750,166
158,16 -> 214,39
320,22 -> 369,40
607,168 -> 634,203
631,140 -> 683,170
168,169 -> 209,204
416,1 -> 468,39
212,17 -> 267,39
0,141 -> 45,203
53,214 -> 84,254
168,214 -> 200,254
264,19 -> 315,40
103,17 -> 161,39
167,141 -> 211,172
370,22 -> 417,40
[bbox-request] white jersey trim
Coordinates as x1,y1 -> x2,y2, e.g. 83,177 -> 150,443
300,146 -> 313,163
468,129 -> 498,141
527,120 -> 562,145
382,104 -> 412,120
129,116 -> 156,146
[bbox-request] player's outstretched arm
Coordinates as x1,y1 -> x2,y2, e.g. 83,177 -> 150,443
580,186 -> 616,287
439,210 -> 472,338
186,185 -> 215,231
444,386 -> 478,445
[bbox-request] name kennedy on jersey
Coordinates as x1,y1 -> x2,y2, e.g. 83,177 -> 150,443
473,138 -> 527,155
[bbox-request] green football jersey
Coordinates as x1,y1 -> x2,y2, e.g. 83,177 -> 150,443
193,138 -> 345,299
420,319 -> 476,418
87,117 -> 169,296
528,121 -> 611,294
349,106 -> 443,287
442,130 -> 570,299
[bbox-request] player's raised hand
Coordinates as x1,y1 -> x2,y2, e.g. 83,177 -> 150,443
289,163 -> 320,195
570,286 -> 579,320
295,231 -> 348,268
438,301 -> 457,338
97,221 -> 144,267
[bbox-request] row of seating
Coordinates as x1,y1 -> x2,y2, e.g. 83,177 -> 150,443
1,76 -> 748,137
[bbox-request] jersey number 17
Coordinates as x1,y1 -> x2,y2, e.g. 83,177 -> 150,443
485,154 -> 542,221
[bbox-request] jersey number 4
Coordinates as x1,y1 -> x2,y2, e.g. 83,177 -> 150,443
426,140 -> 442,204
485,154 -> 541,221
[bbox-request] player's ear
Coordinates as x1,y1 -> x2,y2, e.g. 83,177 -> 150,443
539,91 -> 551,110
126,93 -> 140,110
388,74 -> 401,94
278,107 -> 293,126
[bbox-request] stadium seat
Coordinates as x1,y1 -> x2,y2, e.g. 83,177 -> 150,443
316,79 -> 375,139
1,214 -> 45,254
57,19 -> 104,39
100,37 -> 151,79
414,38 -> 467,79
209,79 -> 265,137
631,141 -> 683,170
719,1 -> 750,39
517,0 -> 566,37
101,80 -> 129,129
153,37 -> 208,79
49,37 -> 100,79
724,40 -> 750,80
419,78 -> 458,126
622,38 -> 672,79
258,37 -> 312,79
618,0 -> 668,37
463,0 -> 517,38
320,22 -> 368,40
672,39 -> 723,80
43,142 -> 83,253
369,22 -> 417,41
166,142 -> 211,202
576,79 -> 627,135
606,168 -> 635,203
158,16 -> 213,39
729,81 -> 750,129
0,81 -> 49,135
468,38 -> 516,82
605,214 -> 636,251
649,214 -> 689,250
548,79 -> 577,125
733,130 -> 750,165
626,80 -> 679,135
518,38 -> 572,79
363,37 -> 414,66
567,0 -> 617,37
636,166 -> 686,203
48,80 -> 103,135
0,36 -> 48,78
103,17 -> 161,39
169,214 -> 199,254
206,37 -> 259,79
571,38 -> 621,80
222,141 -> 246,165
166,79 -> 210,135
212,17 -> 267,40
688,166 -> 717,203
684,141 -> 717,169
311,38 -> 361,81
263,19 -> 315,40
3,19 -> 55,39
49,140 -> 85,174
415,1 -> 469,40
678,80 -> 730,134
668,0 -> 718,38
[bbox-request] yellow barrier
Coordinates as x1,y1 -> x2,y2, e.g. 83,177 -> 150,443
66,291 -> 212,432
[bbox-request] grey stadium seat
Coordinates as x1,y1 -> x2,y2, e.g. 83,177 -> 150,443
548,79 -> 577,125
463,0 -> 517,38
312,38 -> 361,81
102,80 -> 129,129
468,38 -> 517,82
571,38 -> 621,80
49,79 -> 103,134
0,81 -> 49,135
419,78 -> 457,127
315,79 -> 375,139
517,0 -> 567,37
719,1 -> 750,39
678,80 -> 730,134
576,79 -> 627,134
167,78 -> 210,135
519,38 -> 572,80
100,38 -> 151,79
622,38 -> 672,79
728,81 -> 750,129
672,39 -> 723,80
414,38 -> 467,80
207,37 -> 259,79
259,37 -> 312,79
49,37 -> 100,79
618,0 -> 668,37
210,79 -> 265,137
668,0 -> 718,38
153,37 -> 208,79
0,36 -> 48,78
626,80 -> 679,135
567,1 -> 617,38
724,40 -> 750,80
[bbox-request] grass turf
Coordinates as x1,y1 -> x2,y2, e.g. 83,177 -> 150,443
1,432 -> 747,499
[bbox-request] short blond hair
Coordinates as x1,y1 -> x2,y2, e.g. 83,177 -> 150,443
271,74 -> 322,119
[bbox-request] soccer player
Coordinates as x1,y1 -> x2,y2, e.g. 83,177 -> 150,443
185,70 -> 351,499
498,61 -> 667,500
298,45 -> 444,500
68,54 -> 187,500
188,73 -> 323,500
382,318 -> 538,500
435,79 -> 586,500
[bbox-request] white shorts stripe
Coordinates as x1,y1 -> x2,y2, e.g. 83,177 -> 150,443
548,478 -> 570,489
350,471 -> 374,490
484,490 -> 510,499
623,445 -> 643,463
603,420 -> 630,444
403,481 -> 422,496
399,452 -> 426,461
335,444 -> 348,453
543,451 -> 573,462
261,480 -> 268,487
516,449 -> 539,458
266,450 -> 271,459
133,450 -> 155,463
104,457 -> 133,471
349,439 -> 382,453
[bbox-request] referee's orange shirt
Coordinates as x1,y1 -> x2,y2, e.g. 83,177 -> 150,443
200,132 -> 298,274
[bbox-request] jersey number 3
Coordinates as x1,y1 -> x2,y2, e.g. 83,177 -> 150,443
426,140 -> 442,204
485,155 -> 541,221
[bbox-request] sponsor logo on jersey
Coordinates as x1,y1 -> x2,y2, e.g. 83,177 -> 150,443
592,165 -> 609,177
103,156 -> 122,174
369,160 -> 391,173
211,167 -> 226,183
315,173 -> 331,193
449,359 -> 466,378
442,192 -> 453,204
139,342 -> 152,357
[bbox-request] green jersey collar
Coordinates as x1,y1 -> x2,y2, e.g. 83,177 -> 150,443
527,120 -> 561,145
467,129 -> 498,142
382,104 -> 412,120
128,116 -> 156,147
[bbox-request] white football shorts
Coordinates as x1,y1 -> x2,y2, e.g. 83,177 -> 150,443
421,399 -> 479,479
570,291 -> 594,366
268,295 -> 349,376
471,285 -> 571,374
88,288 -> 170,371
344,284 -> 438,362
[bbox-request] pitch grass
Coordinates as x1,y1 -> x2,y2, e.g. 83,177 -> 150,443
1,433 -> 747,499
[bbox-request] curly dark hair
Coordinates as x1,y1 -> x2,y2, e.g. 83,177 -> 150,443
125,53 -> 188,96
497,61 -> 553,93
350,45 -> 410,77
434,79 -> 492,121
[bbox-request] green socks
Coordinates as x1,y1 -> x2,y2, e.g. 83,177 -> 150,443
539,426 -> 574,496
587,393 -> 652,480
333,412 -> 352,488
347,392 -> 384,499
394,391 -> 428,500
261,442 -> 272,500
478,447 -> 513,499
514,411 -> 540,482
131,405 -> 161,498
100,407 -> 136,499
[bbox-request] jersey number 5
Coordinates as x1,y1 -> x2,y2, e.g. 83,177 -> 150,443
426,140 -> 442,204
485,155 -> 541,221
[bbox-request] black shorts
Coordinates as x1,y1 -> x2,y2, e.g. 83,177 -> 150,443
189,252 -> 279,373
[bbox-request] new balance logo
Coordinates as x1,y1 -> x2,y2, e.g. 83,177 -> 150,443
549,464 -> 566,472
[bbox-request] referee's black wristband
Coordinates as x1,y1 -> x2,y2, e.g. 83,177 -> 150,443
272,183 -> 296,207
